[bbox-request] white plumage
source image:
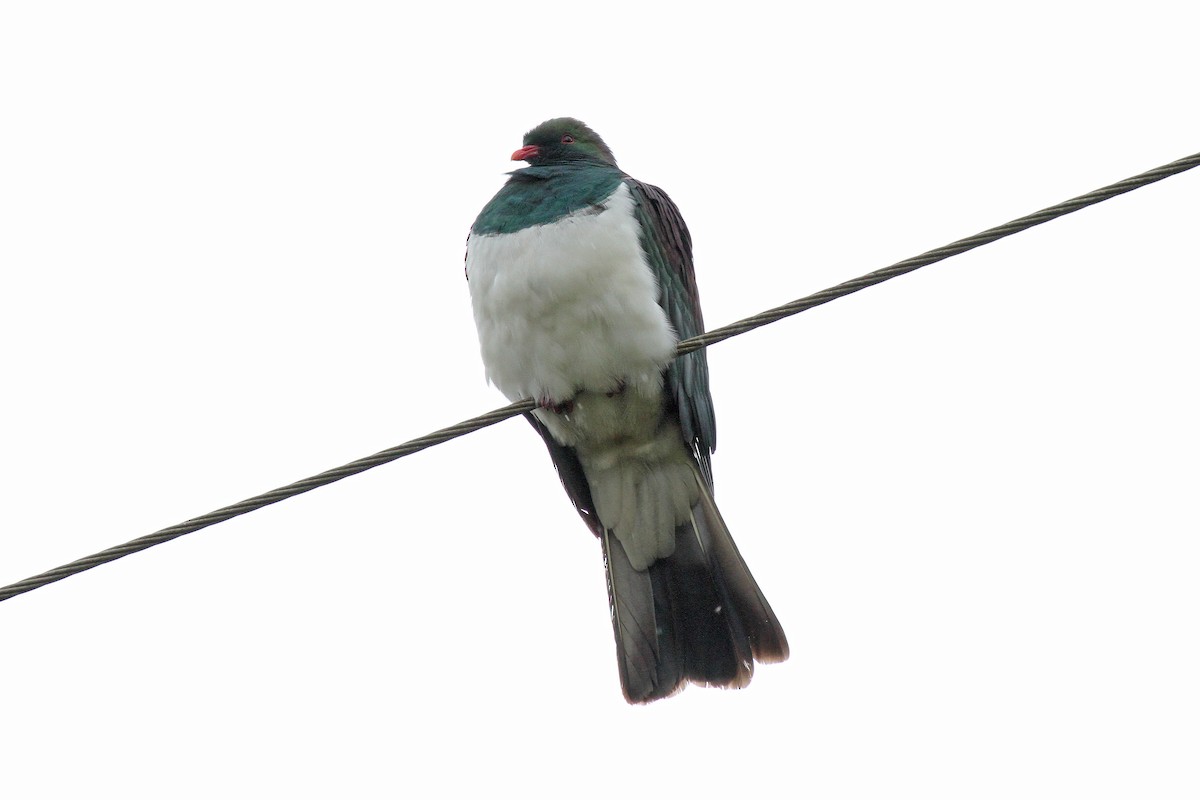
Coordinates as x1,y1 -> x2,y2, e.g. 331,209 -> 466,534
466,182 -> 676,405
466,181 -> 695,569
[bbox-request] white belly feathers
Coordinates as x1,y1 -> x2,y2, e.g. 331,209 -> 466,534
466,182 -> 677,410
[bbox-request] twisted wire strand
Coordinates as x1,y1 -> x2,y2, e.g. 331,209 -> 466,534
678,152 -> 1200,355
2,151 -> 1197,603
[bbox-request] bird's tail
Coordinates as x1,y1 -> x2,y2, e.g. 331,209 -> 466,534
602,466 -> 789,703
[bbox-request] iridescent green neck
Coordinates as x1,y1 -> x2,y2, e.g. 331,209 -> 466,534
471,164 -> 624,235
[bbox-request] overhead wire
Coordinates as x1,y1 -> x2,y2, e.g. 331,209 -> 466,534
2,150 -> 1198,604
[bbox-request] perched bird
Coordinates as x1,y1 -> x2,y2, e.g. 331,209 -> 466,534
465,118 -> 788,703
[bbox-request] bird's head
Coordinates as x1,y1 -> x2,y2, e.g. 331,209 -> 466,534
511,118 -> 617,167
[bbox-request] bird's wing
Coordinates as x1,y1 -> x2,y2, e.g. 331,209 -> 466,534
525,413 -> 604,536
625,177 -> 716,479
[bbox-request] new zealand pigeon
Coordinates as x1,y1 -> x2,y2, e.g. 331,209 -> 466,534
465,118 -> 788,703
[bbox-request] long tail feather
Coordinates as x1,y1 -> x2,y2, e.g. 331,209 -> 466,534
602,528 -> 682,702
602,474 -> 788,703
691,466 -> 790,664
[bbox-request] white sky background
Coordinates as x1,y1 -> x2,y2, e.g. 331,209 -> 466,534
2,2 -> 1197,797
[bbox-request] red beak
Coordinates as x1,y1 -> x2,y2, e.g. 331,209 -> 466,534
511,144 -> 540,162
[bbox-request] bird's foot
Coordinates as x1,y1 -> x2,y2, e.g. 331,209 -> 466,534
537,395 -> 575,415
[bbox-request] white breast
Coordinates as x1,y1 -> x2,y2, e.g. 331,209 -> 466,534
466,182 -> 678,405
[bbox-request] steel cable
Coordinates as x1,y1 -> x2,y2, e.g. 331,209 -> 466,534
2,150 -> 1197,603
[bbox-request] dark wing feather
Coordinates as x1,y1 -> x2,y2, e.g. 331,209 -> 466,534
524,413 -> 603,537
625,178 -> 716,480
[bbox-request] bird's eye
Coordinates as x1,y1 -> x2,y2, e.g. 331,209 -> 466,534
561,134 -> 575,144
